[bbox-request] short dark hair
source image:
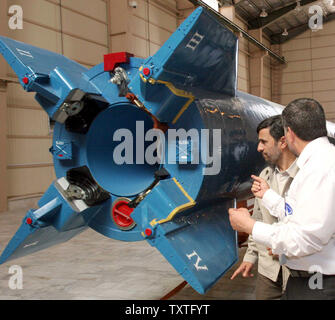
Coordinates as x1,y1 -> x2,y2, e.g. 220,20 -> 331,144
257,115 -> 284,141
282,98 -> 327,141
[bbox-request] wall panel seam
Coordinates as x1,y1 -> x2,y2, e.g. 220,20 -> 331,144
8,192 -> 44,200
131,33 -> 164,47
61,5 -> 108,25
18,17 -> 108,48
43,0 -> 107,24
7,104 -> 41,110
133,13 -> 175,34
8,163 -> 54,169
7,135 -> 52,139
149,0 -> 178,19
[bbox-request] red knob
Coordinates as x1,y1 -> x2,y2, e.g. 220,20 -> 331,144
26,218 -> 33,225
143,67 -> 151,76
145,228 -> 152,236
22,77 -> 29,84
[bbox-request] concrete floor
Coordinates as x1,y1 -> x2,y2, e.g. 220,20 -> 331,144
0,204 -> 257,300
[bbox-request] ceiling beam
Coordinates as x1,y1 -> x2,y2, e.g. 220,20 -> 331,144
248,0 -> 317,30
271,11 -> 335,44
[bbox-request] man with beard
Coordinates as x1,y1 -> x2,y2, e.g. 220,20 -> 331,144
229,98 -> 335,299
230,115 -> 298,299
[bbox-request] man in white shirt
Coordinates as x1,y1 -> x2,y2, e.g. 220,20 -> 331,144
228,98 -> 335,299
231,115 -> 297,299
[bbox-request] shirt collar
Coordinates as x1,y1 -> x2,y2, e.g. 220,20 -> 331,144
297,136 -> 329,169
275,159 -> 298,177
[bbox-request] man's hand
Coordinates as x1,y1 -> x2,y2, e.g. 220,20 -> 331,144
251,175 -> 270,199
230,261 -> 254,280
228,207 -> 256,234
267,248 -> 279,259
